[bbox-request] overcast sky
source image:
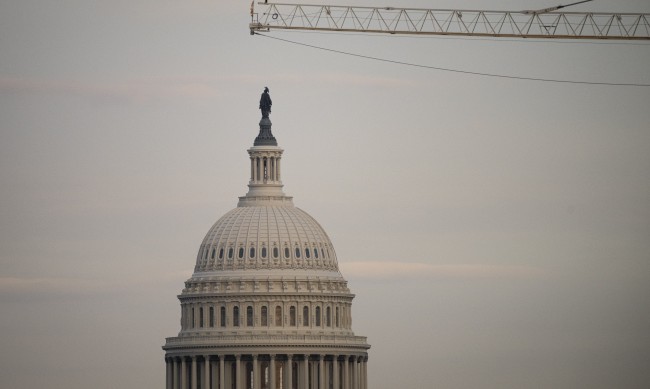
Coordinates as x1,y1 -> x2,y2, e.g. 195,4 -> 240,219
1,1 -> 649,388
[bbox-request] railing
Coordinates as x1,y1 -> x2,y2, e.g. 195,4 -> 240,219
165,333 -> 369,346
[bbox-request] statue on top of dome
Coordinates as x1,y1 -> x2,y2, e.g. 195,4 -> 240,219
259,87 -> 272,118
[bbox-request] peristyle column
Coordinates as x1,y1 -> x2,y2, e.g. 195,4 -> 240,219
269,355 -> 276,389
219,355 -> 225,389
235,355 -> 242,389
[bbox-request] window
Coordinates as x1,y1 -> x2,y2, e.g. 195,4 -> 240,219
315,306 -> 321,326
261,306 -> 268,326
303,306 -> 309,326
295,248 -> 301,258
209,307 -> 215,327
238,247 -> 244,259
199,307 -> 204,328
233,306 -> 240,327
290,306 -> 296,326
247,306 -> 253,327
284,247 -> 290,258
249,247 -> 255,258
220,307 -> 226,327
275,306 -> 282,326
261,247 -> 267,258
335,307 -> 340,327
219,248 -> 224,259
314,248 -> 319,258
305,248 -> 310,258
326,306 -> 331,327
191,307 -> 196,328
228,248 -> 234,259
211,248 -> 215,259
273,247 -> 279,258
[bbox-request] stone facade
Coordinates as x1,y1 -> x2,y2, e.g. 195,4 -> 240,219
163,109 -> 370,389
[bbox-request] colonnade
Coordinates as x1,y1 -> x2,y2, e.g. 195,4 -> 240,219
250,155 -> 281,183
165,353 -> 368,389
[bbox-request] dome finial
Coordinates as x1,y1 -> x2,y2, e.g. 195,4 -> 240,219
254,87 -> 277,146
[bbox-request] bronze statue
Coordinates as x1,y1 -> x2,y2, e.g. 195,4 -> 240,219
259,87 -> 272,118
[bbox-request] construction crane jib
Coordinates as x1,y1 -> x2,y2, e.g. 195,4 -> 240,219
249,2 -> 650,40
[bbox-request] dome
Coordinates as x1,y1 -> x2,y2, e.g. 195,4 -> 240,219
164,93 -> 369,389
193,205 -> 341,275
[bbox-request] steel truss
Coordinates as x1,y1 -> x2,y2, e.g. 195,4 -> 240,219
250,2 -> 650,40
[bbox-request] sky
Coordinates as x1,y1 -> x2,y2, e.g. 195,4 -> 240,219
1,0 -> 649,388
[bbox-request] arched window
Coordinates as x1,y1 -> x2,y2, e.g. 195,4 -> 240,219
315,306 -> 321,326
209,307 -> 215,327
228,248 -> 234,259
290,306 -> 296,326
295,247 -> 301,258
211,248 -> 215,259
314,248 -> 319,258
247,306 -> 254,327
249,247 -> 255,258
219,248 -> 224,259
303,306 -> 309,326
220,306 -> 226,327
261,306 -> 268,326
191,307 -> 196,328
273,247 -> 279,258
261,247 -> 267,258
284,247 -> 290,258
238,247 -> 244,259
233,306 -> 240,327
275,306 -> 282,326
199,307 -> 204,328
305,248 -> 311,258
326,306 -> 331,327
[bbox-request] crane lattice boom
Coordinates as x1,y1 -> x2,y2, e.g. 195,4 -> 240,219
250,2 -> 650,40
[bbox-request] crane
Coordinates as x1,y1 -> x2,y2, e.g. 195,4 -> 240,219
249,2 -> 650,40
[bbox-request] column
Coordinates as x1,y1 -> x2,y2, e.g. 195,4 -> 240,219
235,355 -> 242,389
332,356 -> 339,389
354,357 -> 359,389
269,355 -> 276,389
277,158 -> 281,181
363,358 -> 368,389
302,355 -> 309,389
192,356 -> 198,389
358,358 -> 363,389
204,356 -> 210,389
343,356 -> 349,389
219,356 -> 225,389
319,355 -> 325,389
286,355 -> 293,389
166,358 -> 172,389
172,358 -> 178,389
253,355 -> 259,389
181,358 -> 188,389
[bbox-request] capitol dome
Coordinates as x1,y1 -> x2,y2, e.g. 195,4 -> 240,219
163,91 -> 369,389
194,205 -> 341,276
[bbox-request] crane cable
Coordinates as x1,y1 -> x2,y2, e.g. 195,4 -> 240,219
253,32 -> 650,87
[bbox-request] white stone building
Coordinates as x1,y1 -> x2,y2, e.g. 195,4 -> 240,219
163,96 -> 370,389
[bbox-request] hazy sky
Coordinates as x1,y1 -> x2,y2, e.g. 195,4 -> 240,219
1,1 -> 649,388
